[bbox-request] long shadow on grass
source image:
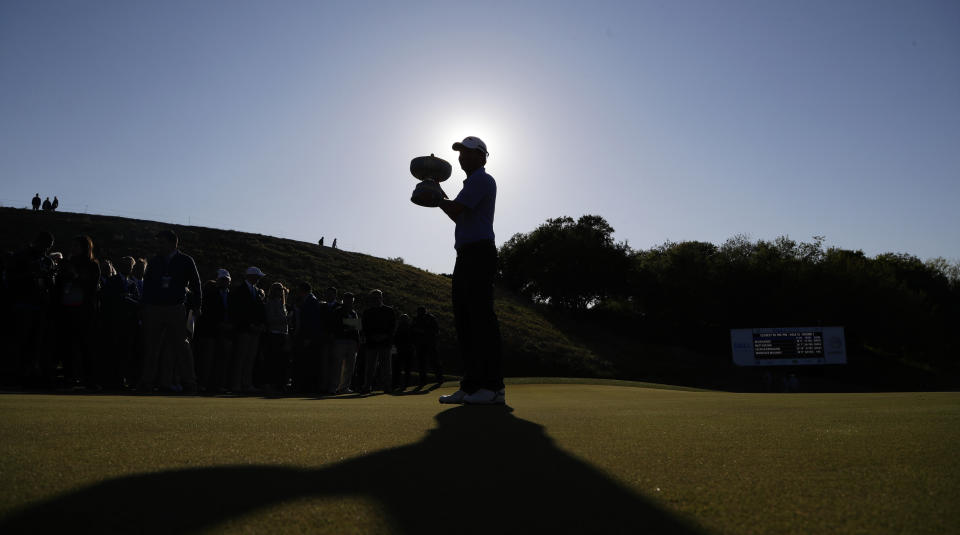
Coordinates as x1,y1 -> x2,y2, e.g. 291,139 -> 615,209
0,406 -> 705,534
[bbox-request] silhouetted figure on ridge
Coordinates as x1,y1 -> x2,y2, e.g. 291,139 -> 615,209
318,237 -> 324,247
331,238 -> 337,249
41,197 -> 52,212
51,196 -> 59,211
31,194 -> 41,211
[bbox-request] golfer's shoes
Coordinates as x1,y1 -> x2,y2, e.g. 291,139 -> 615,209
438,390 -> 468,404
464,388 -> 506,405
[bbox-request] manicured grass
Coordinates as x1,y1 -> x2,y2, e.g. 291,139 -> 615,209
0,384 -> 957,534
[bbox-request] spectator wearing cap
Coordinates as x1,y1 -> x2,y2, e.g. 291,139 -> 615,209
434,136 -> 505,405
138,229 -> 202,394
196,269 -> 233,392
228,266 -> 266,393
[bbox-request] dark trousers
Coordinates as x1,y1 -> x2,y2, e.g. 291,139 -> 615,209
415,343 -> 443,384
452,240 -> 504,393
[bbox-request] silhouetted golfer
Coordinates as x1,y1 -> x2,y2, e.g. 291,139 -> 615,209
435,136 -> 504,405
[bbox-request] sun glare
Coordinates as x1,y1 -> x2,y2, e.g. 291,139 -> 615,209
422,110 -> 522,175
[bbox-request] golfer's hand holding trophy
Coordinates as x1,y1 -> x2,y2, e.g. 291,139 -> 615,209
410,154 -> 452,207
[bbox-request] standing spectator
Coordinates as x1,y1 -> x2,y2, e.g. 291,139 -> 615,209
138,230 -> 202,394
228,266 -> 266,393
8,231 -> 57,386
31,194 -> 41,212
54,235 -> 101,389
131,257 -> 147,297
331,292 -> 360,394
41,197 -> 52,211
51,197 -> 59,211
332,238 -> 337,249
290,281 -> 324,394
393,313 -> 416,389
100,256 -> 139,388
195,269 -> 232,392
319,287 -> 340,394
116,256 -> 142,387
360,289 -> 396,394
318,237 -> 324,247
263,282 -> 290,393
412,306 -> 444,386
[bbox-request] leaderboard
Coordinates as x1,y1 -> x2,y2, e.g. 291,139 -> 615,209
753,331 -> 824,359
730,326 -> 846,366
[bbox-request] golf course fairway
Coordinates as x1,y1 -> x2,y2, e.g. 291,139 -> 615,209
1,383 -> 957,534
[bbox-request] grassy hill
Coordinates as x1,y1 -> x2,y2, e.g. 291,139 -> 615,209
0,207 -> 611,378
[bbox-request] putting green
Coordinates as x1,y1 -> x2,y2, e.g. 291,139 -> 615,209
0,384 -> 957,534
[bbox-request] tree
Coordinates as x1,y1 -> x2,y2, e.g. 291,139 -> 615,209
499,215 -> 631,310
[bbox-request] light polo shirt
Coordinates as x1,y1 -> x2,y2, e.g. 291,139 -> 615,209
453,167 -> 496,249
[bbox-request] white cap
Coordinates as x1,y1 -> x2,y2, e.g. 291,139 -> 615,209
452,136 -> 488,157
246,266 -> 266,277
216,268 -> 231,281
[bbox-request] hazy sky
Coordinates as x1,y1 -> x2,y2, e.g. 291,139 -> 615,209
2,1 -> 958,274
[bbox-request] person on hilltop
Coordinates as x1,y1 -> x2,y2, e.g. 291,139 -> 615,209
431,136 -> 504,405
360,289 -> 396,394
41,197 -> 52,212
137,229 -> 202,394
318,237 -> 324,247
51,197 -> 59,211
31,194 -> 41,212
228,267 -> 267,394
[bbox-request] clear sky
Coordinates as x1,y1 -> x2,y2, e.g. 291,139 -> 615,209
2,1 -> 958,274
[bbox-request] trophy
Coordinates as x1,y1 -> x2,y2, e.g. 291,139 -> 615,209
410,154 -> 452,207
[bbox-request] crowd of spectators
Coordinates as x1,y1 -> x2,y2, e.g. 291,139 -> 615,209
1,228 -> 444,395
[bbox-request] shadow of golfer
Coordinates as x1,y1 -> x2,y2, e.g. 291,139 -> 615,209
0,406 -> 705,534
